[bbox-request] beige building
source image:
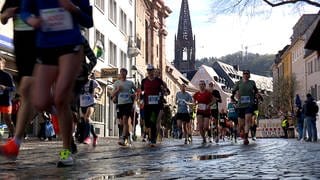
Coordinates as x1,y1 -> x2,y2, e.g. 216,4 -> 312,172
134,0 -> 171,81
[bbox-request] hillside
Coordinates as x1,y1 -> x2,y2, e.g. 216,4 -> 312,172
195,51 -> 275,77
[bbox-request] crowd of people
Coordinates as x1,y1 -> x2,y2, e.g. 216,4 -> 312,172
294,93 -> 319,142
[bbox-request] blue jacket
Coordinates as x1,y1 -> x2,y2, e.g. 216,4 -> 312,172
20,0 -> 93,48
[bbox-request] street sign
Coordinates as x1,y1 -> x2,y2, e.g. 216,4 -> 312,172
100,68 -> 118,78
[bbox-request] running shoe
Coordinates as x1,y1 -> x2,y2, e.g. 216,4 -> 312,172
209,137 -> 213,143
93,137 -> 98,147
202,137 -> 207,144
57,149 -> 74,167
70,141 -> 78,154
243,133 -> 249,145
188,136 -> 192,143
252,136 -> 256,141
0,139 -> 20,160
148,141 -> 156,147
243,138 -> 249,145
83,137 -> 91,145
118,137 -> 127,146
184,138 -> 188,144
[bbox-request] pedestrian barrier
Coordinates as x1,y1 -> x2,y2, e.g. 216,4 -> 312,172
256,118 -> 285,138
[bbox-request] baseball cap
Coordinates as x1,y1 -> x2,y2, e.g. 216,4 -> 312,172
146,64 -> 154,70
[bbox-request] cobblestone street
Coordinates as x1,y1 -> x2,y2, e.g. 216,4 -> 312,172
1,137 -> 320,179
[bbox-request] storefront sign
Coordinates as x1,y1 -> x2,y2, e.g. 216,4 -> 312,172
101,68 -> 118,78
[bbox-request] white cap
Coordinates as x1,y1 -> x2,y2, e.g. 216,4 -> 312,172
146,64 -> 154,70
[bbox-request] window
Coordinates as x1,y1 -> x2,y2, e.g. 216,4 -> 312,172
108,0 -> 117,24
129,20 -> 133,36
136,37 -> 141,50
109,41 -> 117,66
120,9 -> 127,34
95,29 -> 105,61
120,50 -> 127,68
308,61 -> 313,75
316,56 -> 320,72
95,0 -> 105,12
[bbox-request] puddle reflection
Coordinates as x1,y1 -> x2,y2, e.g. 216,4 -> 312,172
193,153 -> 237,160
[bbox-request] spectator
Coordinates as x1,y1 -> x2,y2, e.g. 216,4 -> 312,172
302,93 -> 319,142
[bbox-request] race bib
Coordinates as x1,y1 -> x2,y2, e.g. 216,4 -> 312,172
198,103 -> 207,111
229,108 -> 235,113
40,8 -> 73,32
118,93 -> 130,101
14,15 -> 34,31
240,96 -> 250,103
148,95 -> 159,105
81,94 -> 92,102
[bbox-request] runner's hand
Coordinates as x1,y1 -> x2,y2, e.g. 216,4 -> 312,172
27,16 -> 42,29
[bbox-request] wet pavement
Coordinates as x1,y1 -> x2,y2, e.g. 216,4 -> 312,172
1,137 -> 320,179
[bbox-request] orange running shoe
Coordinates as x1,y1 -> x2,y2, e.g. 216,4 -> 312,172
0,139 -> 20,159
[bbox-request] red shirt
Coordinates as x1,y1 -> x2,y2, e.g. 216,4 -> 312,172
193,90 -> 212,114
141,77 -> 164,105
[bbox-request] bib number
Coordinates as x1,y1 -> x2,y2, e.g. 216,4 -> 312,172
198,103 -> 207,111
240,96 -> 250,103
148,95 -> 159,105
40,8 -> 73,32
81,94 -> 91,101
118,93 -> 130,101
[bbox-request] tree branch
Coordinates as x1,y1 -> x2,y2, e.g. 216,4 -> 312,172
262,0 -> 320,8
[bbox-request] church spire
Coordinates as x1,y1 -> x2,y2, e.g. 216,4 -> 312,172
174,0 -> 196,79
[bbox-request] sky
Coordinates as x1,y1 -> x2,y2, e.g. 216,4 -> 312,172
165,0 -> 319,60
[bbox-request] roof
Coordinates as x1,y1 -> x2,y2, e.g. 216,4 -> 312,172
305,17 -> 320,51
216,61 -> 242,83
250,73 -> 273,92
191,64 -> 226,90
166,63 -> 198,91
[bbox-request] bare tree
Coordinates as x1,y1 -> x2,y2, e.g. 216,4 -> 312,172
211,0 -> 320,16
271,75 -> 298,114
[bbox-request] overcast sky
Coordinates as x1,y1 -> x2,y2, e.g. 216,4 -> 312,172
165,0 -> 319,61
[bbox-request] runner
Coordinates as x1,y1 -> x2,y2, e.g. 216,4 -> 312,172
251,93 -> 263,141
20,0 -> 93,167
79,73 -> 102,146
208,81 -> 221,143
0,58 -> 15,138
175,83 -> 193,144
111,68 -> 136,146
140,64 -> 168,147
0,0 -> 37,159
232,70 -> 258,145
227,96 -> 238,143
193,80 -> 214,144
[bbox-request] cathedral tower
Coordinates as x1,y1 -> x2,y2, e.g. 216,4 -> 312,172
173,0 -> 196,79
